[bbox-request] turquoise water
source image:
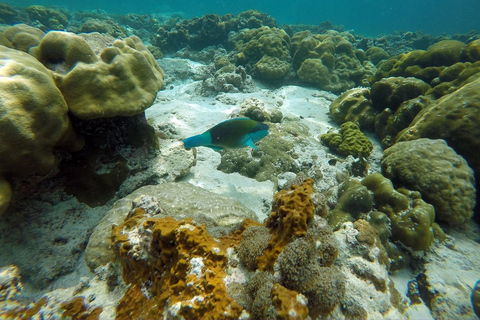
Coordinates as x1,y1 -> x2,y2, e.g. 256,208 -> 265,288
3,0 -> 480,36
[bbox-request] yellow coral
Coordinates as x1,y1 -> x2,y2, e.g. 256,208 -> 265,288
112,209 -> 243,319
257,178 -> 315,271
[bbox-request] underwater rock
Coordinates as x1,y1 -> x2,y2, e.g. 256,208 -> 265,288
381,138 -> 476,225
0,3 -> 18,25
320,122 -> 373,158
30,31 -> 164,120
407,232 -> 480,319
329,87 -> 376,131
333,221 -> 406,318
85,183 -> 257,271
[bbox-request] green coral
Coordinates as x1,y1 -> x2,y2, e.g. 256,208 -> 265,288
365,46 -> 390,65
217,121 -> 306,182
381,139 -> 476,225
361,173 -> 435,251
327,179 -> 373,230
370,76 -> 431,112
329,87 -> 376,131
233,26 -> 291,80
292,30 -> 370,92
375,96 -> 433,148
321,122 -> 373,158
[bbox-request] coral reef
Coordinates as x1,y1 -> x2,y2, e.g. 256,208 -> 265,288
370,76 -> 431,112
292,30 -> 374,92
85,184 -> 256,271
361,173 -> 436,251
329,87 -> 376,131
396,76 -> 480,178
155,10 -> 277,53
112,208 -> 244,319
80,18 -> 127,38
320,121 -> 373,158
327,178 -> 373,230
25,5 -> 69,30
257,178 -> 315,271
217,120 -> 306,182
31,31 -> 164,120
1,24 -> 44,52
375,95 -> 433,148
381,139 -> 476,225
0,45 -> 81,215
232,26 -> 292,80
200,57 -> 256,95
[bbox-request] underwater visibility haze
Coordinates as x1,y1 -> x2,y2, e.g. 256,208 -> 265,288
0,0 -> 480,319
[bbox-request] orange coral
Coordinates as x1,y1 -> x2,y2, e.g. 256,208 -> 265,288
60,297 -> 102,320
111,210 -> 244,319
271,284 -> 309,320
257,178 -> 315,271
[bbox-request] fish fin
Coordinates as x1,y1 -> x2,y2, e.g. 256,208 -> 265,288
244,138 -> 258,149
183,132 -> 211,149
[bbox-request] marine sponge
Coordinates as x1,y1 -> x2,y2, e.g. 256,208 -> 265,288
112,209 -> 244,319
30,31 -> 164,120
381,138 -> 476,225
257,178 -> 315,271
321,121 -> 373,158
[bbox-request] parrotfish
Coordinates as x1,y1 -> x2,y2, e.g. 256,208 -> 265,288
182,118 -> 269,151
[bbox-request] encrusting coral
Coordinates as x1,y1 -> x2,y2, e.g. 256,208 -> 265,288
111,207 -> 244,319
257,178 -> 315,271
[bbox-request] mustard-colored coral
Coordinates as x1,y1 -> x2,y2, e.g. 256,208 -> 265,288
271,284 -> 309,320
257,178 -> 315,271
112,208 -> 243,319
30,32 -> 164,120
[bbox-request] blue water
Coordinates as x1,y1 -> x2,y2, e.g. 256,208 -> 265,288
4,0 -> 480,37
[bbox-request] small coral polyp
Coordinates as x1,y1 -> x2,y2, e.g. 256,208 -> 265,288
111,208 -> 243,319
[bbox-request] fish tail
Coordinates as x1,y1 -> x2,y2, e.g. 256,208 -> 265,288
183,132 -> 211,149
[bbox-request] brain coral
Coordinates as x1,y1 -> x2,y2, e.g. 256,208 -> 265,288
30,31 -> 164,120
0,45 -> 80,215
321,121 -> 373,158
381,139 -> 476,225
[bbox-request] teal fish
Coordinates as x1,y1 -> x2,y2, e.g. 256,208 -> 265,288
183,118 -> 269,151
